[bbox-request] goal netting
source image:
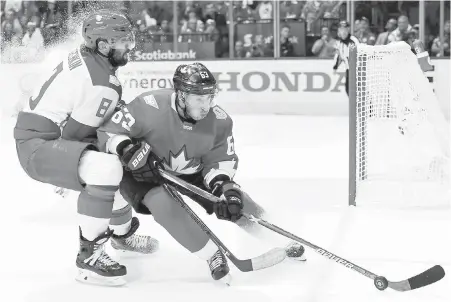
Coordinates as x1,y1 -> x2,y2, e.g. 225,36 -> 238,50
349,42 -> 450,208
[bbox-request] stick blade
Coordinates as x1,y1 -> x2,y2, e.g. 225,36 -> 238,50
250,247 -> 287,271
408,265 -> 445,290
388,265 -> 445,291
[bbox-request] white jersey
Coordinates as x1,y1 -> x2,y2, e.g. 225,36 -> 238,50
23,46 -> 122,140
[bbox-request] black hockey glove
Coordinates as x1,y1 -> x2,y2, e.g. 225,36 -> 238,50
119,141 -> 164,183
211,180 -> 243,222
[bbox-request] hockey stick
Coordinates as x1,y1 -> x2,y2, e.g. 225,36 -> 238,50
159,169 -> 446,292
161,183 -> 286,272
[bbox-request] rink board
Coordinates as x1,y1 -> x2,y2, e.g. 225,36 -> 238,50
1,58 -> 448,118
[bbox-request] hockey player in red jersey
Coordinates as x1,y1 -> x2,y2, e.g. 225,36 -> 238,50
97,63 -> 306,283
13,10 -> 158,286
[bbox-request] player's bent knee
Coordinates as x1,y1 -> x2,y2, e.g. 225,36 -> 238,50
79,151 -> 123,186
142,187 -> 176,220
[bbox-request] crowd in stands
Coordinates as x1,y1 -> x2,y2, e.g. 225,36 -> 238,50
1,0 -> 449,63
1,0 -> 68,62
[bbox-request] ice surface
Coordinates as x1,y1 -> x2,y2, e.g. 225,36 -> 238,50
1,116 -> 449,302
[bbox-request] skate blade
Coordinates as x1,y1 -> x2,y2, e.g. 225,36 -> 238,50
217,273 -> 232,286
76,269 -> 126,287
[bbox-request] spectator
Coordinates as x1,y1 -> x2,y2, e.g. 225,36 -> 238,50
311,26 -> 337,58
280,25 -> 294,57
3,0 -> 22,14
20,1 -> 40,27
431,20 -> 450,57
388,15 -> 412,43
140,8 -> 157,28
234,40 -> 246,58
247,34 -> 265,57
306,11 -> 320,35
148,2 -> 171,26
322,0 -> 345,19
279,1 -> 302,20
21,21 -> 44,61
204,19 -> 222,57
204,19 -> 219,42
258,1 -> 273,20
1,8 -> 23,37
41,1 -> 62,28
1,21 -> 21,51
355,17 -> 375,45
410,24 -> 420,40
242,33 -> 253,53
182,0 -> 202,21
41,0 -> 63,46
375,18 -> 397,45
158,19 -> 172,43
197,21 -> 206,42
234,2 -> 258,22
301,0 -> 324,20
180,18 -> 198,42
135,21 -> 150,44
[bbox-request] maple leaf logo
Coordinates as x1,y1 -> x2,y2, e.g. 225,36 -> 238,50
163,146 -> 201,174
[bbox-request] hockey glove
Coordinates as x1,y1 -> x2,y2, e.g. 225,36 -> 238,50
120,141 -> 164,183
211,180 -> 243,222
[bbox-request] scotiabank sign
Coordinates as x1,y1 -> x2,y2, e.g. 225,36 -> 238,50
131,42 -> 215,61
133,50 -> 197,61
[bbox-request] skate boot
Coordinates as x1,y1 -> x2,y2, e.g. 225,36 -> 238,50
207,249 -> 232,285
111,217 -> 159,254
76,228 -> 127,286
285,241 -> 307,261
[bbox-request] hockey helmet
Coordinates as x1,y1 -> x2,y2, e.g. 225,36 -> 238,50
173,63 -> 217,96
82,10 -> 135,50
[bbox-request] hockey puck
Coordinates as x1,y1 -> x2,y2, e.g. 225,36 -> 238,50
374,276 -> 389,291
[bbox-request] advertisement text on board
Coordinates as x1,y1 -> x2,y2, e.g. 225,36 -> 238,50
120,71 -> 348,93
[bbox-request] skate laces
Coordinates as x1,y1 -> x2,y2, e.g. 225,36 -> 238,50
85,244 -> 118,267
208,250 -> 226,271
125,234 -> 149,249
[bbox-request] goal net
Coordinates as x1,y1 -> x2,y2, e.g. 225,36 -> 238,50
349,42 -> 450,208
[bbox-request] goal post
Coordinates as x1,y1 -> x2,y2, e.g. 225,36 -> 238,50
349,42 -> 450,208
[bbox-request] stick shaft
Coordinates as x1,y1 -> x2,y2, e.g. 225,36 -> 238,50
162,183 -> 254,272
245,213 -> 378,280
160,170 -> 378,280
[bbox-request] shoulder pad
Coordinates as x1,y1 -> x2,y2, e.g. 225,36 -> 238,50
135,89 -> 172,111
212,106 -> 228,120
142,94 -> 159,109
80,48 -> 122,96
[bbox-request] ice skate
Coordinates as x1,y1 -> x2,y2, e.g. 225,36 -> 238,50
76,228 -> 127,286
207,250 -> 232,285
285,241 -> 307,261
111,217 -> 159,255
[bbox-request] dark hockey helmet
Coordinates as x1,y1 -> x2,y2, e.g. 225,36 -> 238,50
82,10 -> 135,50
173,63 -> 218,96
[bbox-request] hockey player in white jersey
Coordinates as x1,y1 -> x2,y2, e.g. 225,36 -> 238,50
13,10 -> 158,286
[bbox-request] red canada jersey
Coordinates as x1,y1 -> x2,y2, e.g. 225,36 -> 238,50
98,89 -> 238,187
